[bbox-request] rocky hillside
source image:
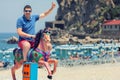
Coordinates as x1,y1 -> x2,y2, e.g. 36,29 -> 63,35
55,0 -> 120,33
51,0 -> 120,44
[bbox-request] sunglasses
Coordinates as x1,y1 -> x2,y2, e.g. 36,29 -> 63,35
24,10 -> 32,13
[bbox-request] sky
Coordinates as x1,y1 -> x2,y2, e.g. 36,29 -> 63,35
0,0 -> 58,33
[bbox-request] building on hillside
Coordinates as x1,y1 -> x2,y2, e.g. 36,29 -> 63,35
45,21 -> 65,29
102,20 -> 120,39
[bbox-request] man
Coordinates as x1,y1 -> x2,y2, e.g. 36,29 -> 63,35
16,2 -> 56,63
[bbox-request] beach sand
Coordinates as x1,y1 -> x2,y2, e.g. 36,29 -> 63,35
0,63 -> 120,80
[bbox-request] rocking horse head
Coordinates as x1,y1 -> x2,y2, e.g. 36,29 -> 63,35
33,27 -> 52,51
26,27 -> 52,62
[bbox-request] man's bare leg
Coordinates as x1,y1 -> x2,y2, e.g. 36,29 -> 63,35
21,41 -> 31,62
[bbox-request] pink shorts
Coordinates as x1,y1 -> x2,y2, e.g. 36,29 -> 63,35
18,40 -> 34,49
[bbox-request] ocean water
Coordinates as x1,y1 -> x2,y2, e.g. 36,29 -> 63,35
0,33 -> 18,50
0,33 -> 18,65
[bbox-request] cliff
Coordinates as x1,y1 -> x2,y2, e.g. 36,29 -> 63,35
55,0 -> 120,33
50,0 -> 120,44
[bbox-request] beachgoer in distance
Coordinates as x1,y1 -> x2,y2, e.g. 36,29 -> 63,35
69,53 -> 79,60
0,61 -> 9,68
16,2 -> 56,63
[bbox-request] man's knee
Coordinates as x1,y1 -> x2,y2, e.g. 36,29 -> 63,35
22,41 -> 31,49
18,40 -> 31,49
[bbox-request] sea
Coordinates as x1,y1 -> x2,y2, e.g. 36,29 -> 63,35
0,33 -> 18,50
0,33 -> 18,66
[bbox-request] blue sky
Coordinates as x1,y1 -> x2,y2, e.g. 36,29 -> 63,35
0,0 -> 58,33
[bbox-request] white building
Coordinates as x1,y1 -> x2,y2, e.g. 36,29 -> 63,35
102,20 -> 120,38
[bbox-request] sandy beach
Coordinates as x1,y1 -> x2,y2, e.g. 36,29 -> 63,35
0,62 -> 120,80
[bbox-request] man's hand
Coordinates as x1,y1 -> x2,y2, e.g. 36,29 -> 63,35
39,2 -> 56,18
51,2 -> 56,9
30,35 -> 36,39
